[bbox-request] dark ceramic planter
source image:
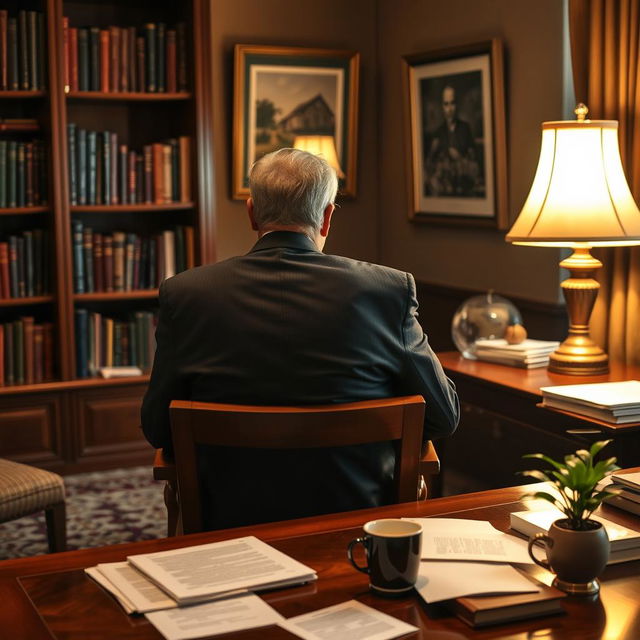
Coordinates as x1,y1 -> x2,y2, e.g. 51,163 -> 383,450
528,519 -> 610,595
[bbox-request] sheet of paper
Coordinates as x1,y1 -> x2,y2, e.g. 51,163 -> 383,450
145,593 -> 284,640
405,517 -> 534,564
128,536 -> 316,604
279,600 -> 418,640
415,561 -> 541,603
96,562 -> 179,613
85,566 -> 136,615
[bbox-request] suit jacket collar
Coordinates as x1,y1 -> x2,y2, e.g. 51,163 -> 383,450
249,231 -> 320,254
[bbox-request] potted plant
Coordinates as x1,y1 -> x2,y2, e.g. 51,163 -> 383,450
520,439 -> 620,595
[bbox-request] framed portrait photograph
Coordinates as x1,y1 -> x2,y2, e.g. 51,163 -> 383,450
403,39 -> 507,228
233,44 -> 359,199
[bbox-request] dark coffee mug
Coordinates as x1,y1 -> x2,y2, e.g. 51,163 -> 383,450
347,519 -> 422,596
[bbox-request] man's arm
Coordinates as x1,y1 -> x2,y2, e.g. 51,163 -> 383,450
399,272 -> 460,441
141,281 -> 188,455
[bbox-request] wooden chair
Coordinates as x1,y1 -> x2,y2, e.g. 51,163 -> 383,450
0,458 -> 66,553
154,395 -> 440,535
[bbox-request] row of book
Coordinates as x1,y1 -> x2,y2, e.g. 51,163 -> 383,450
72,222 -> 195,294
67,126 -> 191,206
62,20 -> 188,93
0,318 -> 54,387
0,229 -> 50,299
0,139 -> 47,207
75,309 -> 156,378
0,10 -> 46,91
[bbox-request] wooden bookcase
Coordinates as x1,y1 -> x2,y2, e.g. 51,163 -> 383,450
0,0 -> 215,474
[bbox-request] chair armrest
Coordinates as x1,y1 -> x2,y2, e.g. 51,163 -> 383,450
419,440 -> 440,476
153,449 -> 176,482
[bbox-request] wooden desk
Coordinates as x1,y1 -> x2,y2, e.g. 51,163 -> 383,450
436,352 -> 640,492
2,481 -> 640,639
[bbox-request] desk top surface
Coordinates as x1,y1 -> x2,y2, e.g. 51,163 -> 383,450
3,481 -> 640,640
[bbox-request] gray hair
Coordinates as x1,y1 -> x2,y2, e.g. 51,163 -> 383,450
248,148 -> 338,232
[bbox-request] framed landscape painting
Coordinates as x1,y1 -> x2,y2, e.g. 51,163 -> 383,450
403,39 -> 507,228
233,44 -> 359,199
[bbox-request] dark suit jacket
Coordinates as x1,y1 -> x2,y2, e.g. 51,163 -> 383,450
141,231 -> 459,529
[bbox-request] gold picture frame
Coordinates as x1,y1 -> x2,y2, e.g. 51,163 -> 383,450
233,44 -> 359,199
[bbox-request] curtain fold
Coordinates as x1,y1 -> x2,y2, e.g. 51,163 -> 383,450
569,0 -> 640,366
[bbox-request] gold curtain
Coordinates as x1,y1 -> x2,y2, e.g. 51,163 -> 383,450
569,0 -> 640,366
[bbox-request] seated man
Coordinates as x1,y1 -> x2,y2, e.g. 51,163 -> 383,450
141,148 -> 459,530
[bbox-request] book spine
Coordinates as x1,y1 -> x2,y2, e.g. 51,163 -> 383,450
33,323 -> 43,383
7,141 -> 16,207
0,242 -> 8,298
7,18 -> 17,90
95,132 -> 103,205
119,144 -> 127,204
69,27 -> 78,91
83,226 -> 94,292
0,10 -> 7,91
136,35 -> 145,92
102,131 -> 111,205
135,154 -> 144,203
185,225 -> 195,269
72,220 -> 85,293
143,145 -> 152,203
89,27 -> 100,91
163,230 -> 175,279
75,309 -> 88,378
68,123 -> 77,205
0,140 -> 6,208
18,10 -> 28,90
124,233 -> 134,291
144,23 -> 156,92
156,23 -> 165,93
8,235 -> 17,296
42,322 -> 53,380
77,128 -> 86,205
99,29 -> 109,93
109,26 -> 119,92
93,232 -> 103,292
103,235 -> 113,292
33,228 -> 43,295
166,29 -> 176,93
22,316 -> 34,384
37,11 -> 45,90
110,132 -> 118,204
16,236 -> 25,296
24,143 -> 33,206
14,318 -> 23,385
113,231 -> 125,291
16,143 -> 24,207
24,230 -> 33,296
132,234 -> 141,290
176,22 -> 187,91
148,235 -> 156,287
169,138 -> 179,202
128,149 -> 136,204
87,130 -> 97,204
27,11 -> 37,90
128,27 -> 137,92
4,322 -> 13,384
120,24 -> 128,92
77,28 -> 89,91
139,236 -> 148,289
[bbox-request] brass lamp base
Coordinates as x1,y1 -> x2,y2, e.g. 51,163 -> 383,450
550,246 -> 609,376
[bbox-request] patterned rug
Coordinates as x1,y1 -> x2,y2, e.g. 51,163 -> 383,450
0,466 -> 167,560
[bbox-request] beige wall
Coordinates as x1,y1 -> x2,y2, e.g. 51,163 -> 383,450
210,0 -> 379,262
211,0 -> 566,305
377,0 -> 566,304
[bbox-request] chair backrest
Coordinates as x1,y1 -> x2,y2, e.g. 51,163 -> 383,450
169,395 -> 426,534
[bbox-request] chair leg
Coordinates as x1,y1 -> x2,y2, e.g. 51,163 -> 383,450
45,502 -> 66,553
164,480 -> 179,537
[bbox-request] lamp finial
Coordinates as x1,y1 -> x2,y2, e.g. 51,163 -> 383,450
575,103 -> 589,122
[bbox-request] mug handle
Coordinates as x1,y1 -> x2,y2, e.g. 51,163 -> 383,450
347,536 -> 369,574
528,532 -> 553,571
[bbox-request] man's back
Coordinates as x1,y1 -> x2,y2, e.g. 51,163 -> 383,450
142,231 -> 458,529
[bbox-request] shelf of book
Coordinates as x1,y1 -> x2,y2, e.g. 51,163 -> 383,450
0,206 -> 49,215
71,203 -> 193,213
0,90 -> 46,98
66,91 -> 191,101
74,290 -> 158,301
0,295 -> 54,307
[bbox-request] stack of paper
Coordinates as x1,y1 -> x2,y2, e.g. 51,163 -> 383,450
473,339 -> 560,369
540,380 -> 640,424
510,508 -> 640,564
598,473 -> 640,516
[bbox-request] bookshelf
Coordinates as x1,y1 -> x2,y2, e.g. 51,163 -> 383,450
0,0 -> 214,474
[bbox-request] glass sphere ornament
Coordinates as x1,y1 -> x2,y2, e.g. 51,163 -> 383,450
451,291 -> 523,359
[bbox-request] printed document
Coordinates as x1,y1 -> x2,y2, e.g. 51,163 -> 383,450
279,600 -> 418,640
128,536 -> 317,604
145,593 -> 284,640
415,561 -> 541,603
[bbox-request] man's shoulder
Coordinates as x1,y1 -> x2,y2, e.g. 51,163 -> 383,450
325,254 -> 410,288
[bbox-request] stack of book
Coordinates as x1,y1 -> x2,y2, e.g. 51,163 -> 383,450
0,229 -> 50,299
0,10 -> 46,91
75,309 -> 156,378
71,222 -> 194,294
540,380 -> 640,424
67,126 -> 191,206
62,19 -> 188,93
0,139 -> 47,207
510,508 -> 640,564
599,472 -> 640,516
0,318 -> 54,386
473,339 -> 560,368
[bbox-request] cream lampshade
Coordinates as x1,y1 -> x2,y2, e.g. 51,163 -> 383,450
293,135 -> 345,178
506,104 -> 640,375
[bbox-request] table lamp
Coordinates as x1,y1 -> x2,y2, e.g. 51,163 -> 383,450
293,135 -> 345,178
506,104 -> 640,375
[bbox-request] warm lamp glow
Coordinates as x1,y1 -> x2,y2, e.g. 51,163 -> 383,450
506,105 -> 640,375
293,135 -> 345,178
